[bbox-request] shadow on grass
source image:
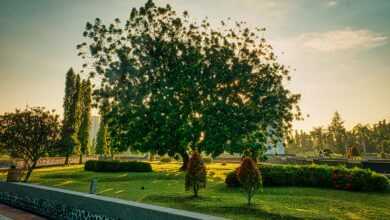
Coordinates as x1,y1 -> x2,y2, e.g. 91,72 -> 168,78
97,172 -> 182,183
144,194 -> 324,220
40,173 -> 86,179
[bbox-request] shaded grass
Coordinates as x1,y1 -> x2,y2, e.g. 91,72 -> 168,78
1,162 -> 390,220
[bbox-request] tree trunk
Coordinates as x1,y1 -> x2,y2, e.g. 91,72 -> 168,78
149,152 -> 155,161
79,154 -> 83,164
179,152 -> 189,171
23,161 -> 37,182
64,153 -> 70,165
193,184 -> 198,197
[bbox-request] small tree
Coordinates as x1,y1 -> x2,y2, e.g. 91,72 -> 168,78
237,157 -> 262,206
0,107 -> 61,182
185,151 -> 206,197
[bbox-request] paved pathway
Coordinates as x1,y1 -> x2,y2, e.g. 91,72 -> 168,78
0,204 -> 46,220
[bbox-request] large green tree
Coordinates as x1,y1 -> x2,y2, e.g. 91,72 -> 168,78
0,107 -> 61,182
78,0 -> 300,169
78,79 -> 92,163
61,68 -> 82,165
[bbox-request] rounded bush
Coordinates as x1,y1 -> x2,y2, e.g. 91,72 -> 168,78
225,170 -> 241,187
84,160 -> 152,172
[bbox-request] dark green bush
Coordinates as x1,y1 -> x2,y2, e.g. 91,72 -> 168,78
160,156 -> 172,163
85,160 -> 152,172
225,163 -> 389,191
225,169 -> 241,187
203,157 -> 213,164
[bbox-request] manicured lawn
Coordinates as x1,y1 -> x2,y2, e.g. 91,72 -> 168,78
1,162 -> 390,220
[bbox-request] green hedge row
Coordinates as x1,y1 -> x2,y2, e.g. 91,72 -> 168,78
84,160 -> 152,172
225,164 -> 389,191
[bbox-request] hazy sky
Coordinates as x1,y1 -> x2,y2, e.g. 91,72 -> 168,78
1,0 -> 389,131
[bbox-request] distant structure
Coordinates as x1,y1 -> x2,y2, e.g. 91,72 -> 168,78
264,126 -> 285,155
89,116 -> 100,143
265,139 -> 285,155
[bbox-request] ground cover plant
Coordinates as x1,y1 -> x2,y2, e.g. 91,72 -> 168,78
1,162 -> 389,220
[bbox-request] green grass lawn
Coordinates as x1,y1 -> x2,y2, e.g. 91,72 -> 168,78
1,162 -> 390,220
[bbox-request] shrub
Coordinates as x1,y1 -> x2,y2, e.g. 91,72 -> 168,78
225,169 -> 241,187
185,151 -> 207,197
237,157 -> 262,206
225,163 -> 389,191
203,157 -> 213,164
351,146 -> 360,157
84,160 -> 152,172
323,149 -> 332,157
160,156 -> 172,163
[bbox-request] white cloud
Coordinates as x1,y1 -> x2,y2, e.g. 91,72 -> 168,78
298,28 -> 388,52
327,1 -> 338,7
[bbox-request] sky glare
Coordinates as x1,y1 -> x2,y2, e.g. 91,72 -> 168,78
0,0 -> 389,131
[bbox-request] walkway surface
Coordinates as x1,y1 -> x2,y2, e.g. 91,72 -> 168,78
0,204 -> 46,220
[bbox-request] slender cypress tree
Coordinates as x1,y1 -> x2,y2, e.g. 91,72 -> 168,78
61,69 -> 82,165
95,121 -> 109,157
78,79 -> 92,164
95,98 -> 110,157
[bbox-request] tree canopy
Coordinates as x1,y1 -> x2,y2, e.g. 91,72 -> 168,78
78,0 -> 300,166
0,107 -> 61,182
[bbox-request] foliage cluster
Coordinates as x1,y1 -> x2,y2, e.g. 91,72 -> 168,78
0,107 -> 61,181
84,160 -> 152,172
78,0 -> 301,169
226,163 -> 389,191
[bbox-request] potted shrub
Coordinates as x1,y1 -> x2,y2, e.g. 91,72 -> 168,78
7,164 -> 22,182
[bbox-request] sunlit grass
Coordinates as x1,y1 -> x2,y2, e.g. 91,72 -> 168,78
2,162 -> 390,220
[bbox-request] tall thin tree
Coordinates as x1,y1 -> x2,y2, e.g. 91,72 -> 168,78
61,69 -> 82,165
78,79 -> 92,164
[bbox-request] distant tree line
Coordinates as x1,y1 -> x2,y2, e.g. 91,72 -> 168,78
286,112 -> 390,157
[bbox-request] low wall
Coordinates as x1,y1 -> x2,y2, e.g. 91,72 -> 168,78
0,182 -> 225,220
0,156 -> 99,171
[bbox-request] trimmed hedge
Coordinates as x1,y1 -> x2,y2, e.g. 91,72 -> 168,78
225,164 -> 389,191
84,160 -> 152,172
